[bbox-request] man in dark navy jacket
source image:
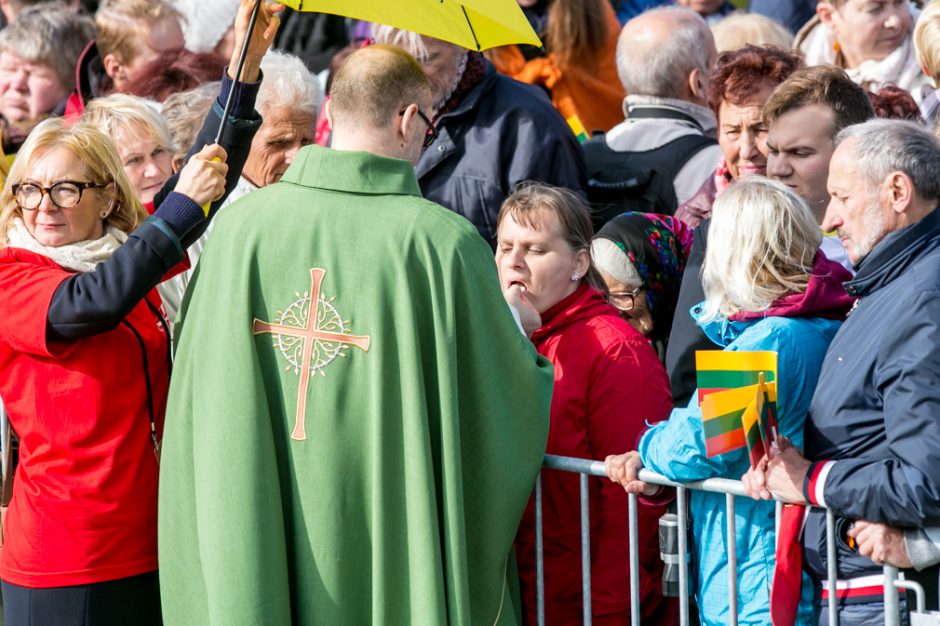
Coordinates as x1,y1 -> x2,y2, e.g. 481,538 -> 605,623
760,119 -> 940,624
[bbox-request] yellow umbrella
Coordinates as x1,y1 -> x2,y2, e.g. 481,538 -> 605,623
280,0 -> 542,51
211,0 -> 539,156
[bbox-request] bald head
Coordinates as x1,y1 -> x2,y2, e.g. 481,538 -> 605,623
616,6 -> 716,102
330,45 -> 432,133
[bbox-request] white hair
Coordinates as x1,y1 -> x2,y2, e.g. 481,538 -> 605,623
701,176 -> 821,321
370,25 -> 430,61
616,6 -> 714,99
257,50 -> 323,116
835,119 -> 940,202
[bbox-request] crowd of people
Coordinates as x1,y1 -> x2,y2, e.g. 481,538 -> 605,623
0,0 -> 937,625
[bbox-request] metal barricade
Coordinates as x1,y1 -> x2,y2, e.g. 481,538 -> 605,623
535,454 -> 916,626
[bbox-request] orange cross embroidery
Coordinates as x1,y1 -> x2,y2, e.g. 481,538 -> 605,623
252,268 -> 371,441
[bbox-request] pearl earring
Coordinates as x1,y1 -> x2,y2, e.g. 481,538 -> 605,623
571,272 -> 581,281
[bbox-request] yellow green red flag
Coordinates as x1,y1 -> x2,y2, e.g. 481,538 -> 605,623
695,350 -> 777,404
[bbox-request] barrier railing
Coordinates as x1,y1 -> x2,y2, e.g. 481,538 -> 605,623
536,454 -> 929,626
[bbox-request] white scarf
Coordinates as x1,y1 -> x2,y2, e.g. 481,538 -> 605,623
798,9 -> 929,103
6,217 -> 128,273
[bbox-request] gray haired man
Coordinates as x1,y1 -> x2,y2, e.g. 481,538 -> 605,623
750,119 -> 940,623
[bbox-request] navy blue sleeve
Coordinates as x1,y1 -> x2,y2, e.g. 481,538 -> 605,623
817,291 -> 940,526
46,217 -> 185,341
152,68 -> 263,248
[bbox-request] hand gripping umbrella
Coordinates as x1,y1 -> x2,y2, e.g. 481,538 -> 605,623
214,0 -> 541,143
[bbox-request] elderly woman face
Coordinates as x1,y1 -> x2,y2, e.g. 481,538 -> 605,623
717,83 -> 776,180
115,122 -> 174,205
0,51 -> 68,123
827,0 -> 911,66
17,146 -> 112,247
241,105 -> 316,188
496,207 -> 587,315
598,270 -> 654,337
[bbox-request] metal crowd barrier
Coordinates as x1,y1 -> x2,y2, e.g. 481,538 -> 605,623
536,454 -> 933,626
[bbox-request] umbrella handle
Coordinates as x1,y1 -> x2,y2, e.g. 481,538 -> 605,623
200,156 -> 224,217
213,0 -> 263,145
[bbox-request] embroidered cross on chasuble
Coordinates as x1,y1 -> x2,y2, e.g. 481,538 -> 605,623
253,267 -> 371,440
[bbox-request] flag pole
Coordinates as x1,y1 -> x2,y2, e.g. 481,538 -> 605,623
214,0 -> 263,144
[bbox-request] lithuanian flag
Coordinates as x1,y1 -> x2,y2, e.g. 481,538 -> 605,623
695,350 -> 777,404
700,384 -> 755,457
566,115 -> 590,143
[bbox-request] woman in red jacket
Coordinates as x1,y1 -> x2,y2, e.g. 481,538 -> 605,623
0,2 -> 280,623
496,182 -> 677,625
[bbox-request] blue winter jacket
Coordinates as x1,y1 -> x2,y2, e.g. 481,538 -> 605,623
802,208 -> 940,587
640,306 -> 840,625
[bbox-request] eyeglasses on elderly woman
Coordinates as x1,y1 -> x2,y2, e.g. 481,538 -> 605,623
12,180 -> 107,210
607,286 -> 644,312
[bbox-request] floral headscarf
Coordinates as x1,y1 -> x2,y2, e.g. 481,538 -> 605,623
593,212 -> 693,340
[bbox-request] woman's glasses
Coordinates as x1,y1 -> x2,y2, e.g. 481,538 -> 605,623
607,286 -> 643,312
12,180 -> 106,210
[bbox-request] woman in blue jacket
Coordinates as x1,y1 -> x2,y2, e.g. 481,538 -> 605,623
606,177 -> 854,625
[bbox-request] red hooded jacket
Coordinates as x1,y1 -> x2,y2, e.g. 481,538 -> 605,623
515,284 -> 676,624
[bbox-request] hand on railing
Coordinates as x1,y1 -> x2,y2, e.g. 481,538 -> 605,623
849,521 -> 914,568
604,451 -> 660,496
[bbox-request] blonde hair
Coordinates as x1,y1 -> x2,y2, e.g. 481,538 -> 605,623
95,0 -> 181,64
915,0 -> 940,83
701,176 -> 821,321
83,93 -> 174,152
0,118 -> 147,244
711,13 -> 793,53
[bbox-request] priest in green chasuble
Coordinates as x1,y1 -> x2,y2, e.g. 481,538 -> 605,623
158,45 -> 554,625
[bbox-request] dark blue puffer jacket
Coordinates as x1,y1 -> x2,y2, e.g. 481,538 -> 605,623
415,60 -> 587,245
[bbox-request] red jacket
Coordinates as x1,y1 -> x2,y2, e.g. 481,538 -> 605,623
515,284 -> 675,624
0,248 -> 169,587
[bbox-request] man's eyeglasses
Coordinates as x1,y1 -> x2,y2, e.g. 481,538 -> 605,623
399,108 -> 439,148
607,286 -> 643,312
12,180 -> 107,210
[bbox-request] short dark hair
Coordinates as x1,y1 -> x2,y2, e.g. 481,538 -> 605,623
708,45 -> 803,116
763,65 -> 874,138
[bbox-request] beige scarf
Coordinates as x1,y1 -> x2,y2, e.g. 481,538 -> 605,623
6,217 -> 127,273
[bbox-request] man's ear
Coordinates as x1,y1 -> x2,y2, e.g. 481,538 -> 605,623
886,171 -> 915,214
817,2 -> 835,25
324,98 -> 334,131
398,103 -> 419,145
102,53 -> 126,85
688,67 -> 707,104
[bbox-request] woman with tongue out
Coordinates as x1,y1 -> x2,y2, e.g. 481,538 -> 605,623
496,181 -> 677,625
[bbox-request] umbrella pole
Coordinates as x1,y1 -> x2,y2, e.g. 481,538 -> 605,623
214,0 -> 263,144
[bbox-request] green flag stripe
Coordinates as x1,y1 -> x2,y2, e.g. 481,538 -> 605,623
703,408 -> 746,439
697,370 -> 776,390
745,419 -> 763,450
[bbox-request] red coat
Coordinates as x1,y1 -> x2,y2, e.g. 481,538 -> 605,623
515,284 -> 675,624
0,248 -> 170,587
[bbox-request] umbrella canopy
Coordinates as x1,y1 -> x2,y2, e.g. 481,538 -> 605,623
280,0 -> 542,50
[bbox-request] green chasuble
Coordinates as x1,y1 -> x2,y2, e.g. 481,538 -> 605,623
158,145 -> 553,625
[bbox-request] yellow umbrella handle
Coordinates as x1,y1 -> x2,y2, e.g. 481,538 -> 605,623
201,156 -> 224,217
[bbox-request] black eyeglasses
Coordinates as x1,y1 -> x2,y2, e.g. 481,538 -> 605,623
608,286 -> 643,312
399,108 -> 439,148
12,180 -> 106,210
